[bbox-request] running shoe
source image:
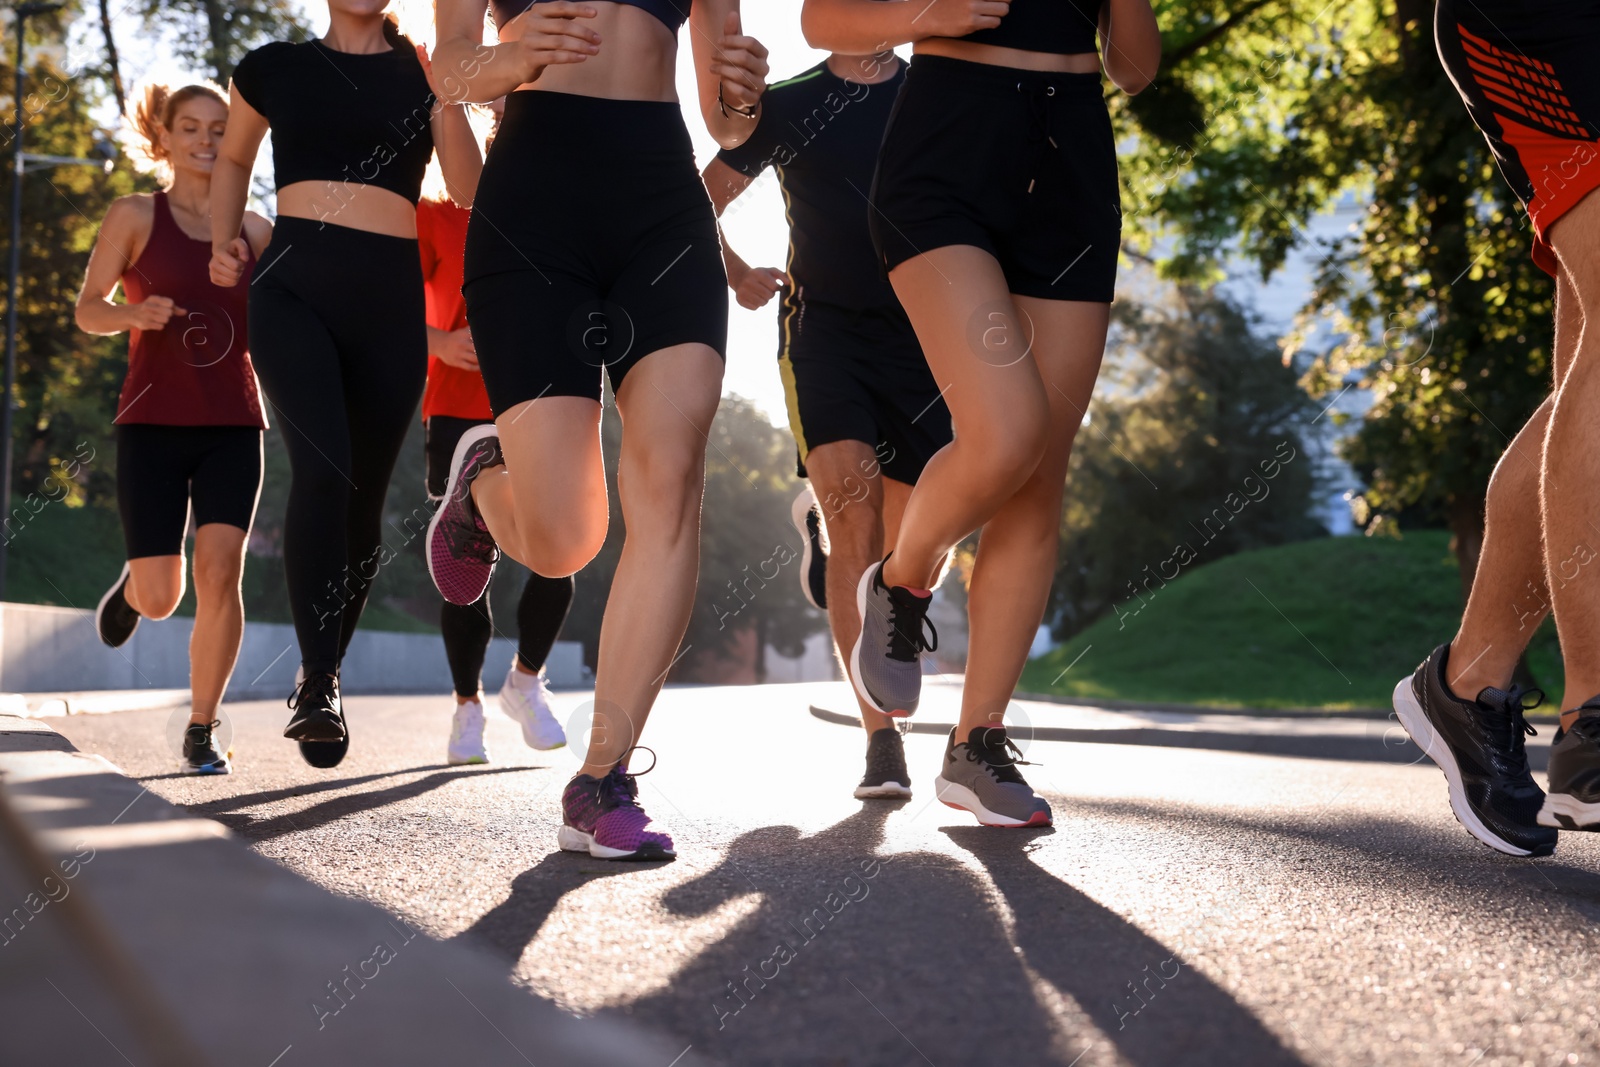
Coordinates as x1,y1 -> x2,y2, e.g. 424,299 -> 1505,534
559,752 -> 675,861
181,719 -> 231,775
935,726 -> 1052,827
1539,703 -> 1600,831
849,558 -> 936,718
854,726 -> 912,799
426,424 -> 503,606
448,698 -> 489,766
1392,643 -> 1556,856
95,563 -> 140,648
499,666 -> 566,750
791,486 -> 828,611
284,671 -> 346,743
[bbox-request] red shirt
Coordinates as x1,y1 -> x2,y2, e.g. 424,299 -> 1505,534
418,198 -> 493,421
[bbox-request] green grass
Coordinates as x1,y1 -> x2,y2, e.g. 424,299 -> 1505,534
1022,532 -> 1563,711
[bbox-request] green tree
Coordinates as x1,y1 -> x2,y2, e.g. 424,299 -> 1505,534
134,1 -> 307,84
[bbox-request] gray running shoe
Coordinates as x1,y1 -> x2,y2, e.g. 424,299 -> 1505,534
934,726 -> 1052,827
849,559 -> 937,718
854,727 -> 912,799
1540,705 -> 1600,831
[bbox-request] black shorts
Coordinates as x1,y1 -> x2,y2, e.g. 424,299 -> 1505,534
870,55 -> 1121,303
424,414 -> 491,499
1435,0 -> 1600,276
779,295 -> 952,485
115,424 -> 263,559
463,90 -> 728,410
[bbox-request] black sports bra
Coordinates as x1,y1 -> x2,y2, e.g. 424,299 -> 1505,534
963,0 -> 1104,56
491,0 -> 689,33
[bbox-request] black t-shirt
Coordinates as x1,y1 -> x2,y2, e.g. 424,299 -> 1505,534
716,60 -> 905,310
231,36 -> 435,204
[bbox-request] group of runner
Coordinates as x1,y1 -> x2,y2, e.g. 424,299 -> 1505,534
71,0 -> 1600,863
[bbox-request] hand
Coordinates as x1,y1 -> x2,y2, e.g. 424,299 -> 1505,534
919,0 -> 1011,37
711,11 -> 768,114
506,1 -> 601,81
415,43 -> 453,106
210,238 -> 250,288
126,295 -> 187,331
733,266 -> 787,310
435,327 -> 479,371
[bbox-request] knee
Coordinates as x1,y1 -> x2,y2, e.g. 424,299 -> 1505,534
192,551 -> 244,601
973,403 -> 1050,485
618,448 -> 706,535
814,486 -> 879,555
523,512 -> 607,578
132,570 -> 184,620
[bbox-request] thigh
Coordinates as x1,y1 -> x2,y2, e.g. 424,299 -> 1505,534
115,424 -> 194,560
248,283 -> 354,481
340,311 -> 427,496
804,439 -> 885,536
465,269 -> 608,408
784,305 -> 882,475
189,428 -> 263,535
1012,294 -> 1111,479
1548,189 -> 1600,303
613,344 -> 724,498
604,234 -> 728,396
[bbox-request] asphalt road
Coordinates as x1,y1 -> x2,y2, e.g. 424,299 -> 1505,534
53,681 -> 1600,1067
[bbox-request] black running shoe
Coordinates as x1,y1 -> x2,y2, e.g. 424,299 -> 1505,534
1539,705 -> 1600,831
284,672 -> 346,742
791,487 -> 828,611
854,726 -> 911,798
181,719 -> 231,775
95,563 -> 140,648
1392,643 -> 1556,856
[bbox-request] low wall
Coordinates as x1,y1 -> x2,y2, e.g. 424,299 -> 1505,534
0,601 -> 589,697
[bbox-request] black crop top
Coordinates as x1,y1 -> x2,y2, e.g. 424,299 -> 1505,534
490,0 -> 689,33
230,35 -> 436,205
964,0 -> 1104,55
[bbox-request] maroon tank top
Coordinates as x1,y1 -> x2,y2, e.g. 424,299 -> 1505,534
115,191 -> 266,428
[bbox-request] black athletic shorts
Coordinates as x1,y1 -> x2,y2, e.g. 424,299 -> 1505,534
870,55 -> 1121,303
779,295 -> 952,485
1436,0 -> 1600,276
115,424 -> 263,559
424,414 -> 491,500
463,90 -> 728,410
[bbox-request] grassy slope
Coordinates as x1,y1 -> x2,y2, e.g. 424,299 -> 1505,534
1022,531 -> 1562,710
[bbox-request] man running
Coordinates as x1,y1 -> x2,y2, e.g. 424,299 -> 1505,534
1393,0 -> 1600,856
703,45 -> 954,799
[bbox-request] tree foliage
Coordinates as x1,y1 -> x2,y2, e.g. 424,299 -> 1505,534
134,0 -> 307,83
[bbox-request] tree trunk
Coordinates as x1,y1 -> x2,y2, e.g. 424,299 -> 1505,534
754,612 -> 767,684
200,0 -> 233,84
97,0 -> 126,117
1447,494 -> 1486,606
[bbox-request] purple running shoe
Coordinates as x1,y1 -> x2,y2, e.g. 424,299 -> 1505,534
559,751 -> 675,861
426,424 -> 502,606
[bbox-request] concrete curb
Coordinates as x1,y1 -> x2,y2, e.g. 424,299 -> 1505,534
0,714 -> 704,1067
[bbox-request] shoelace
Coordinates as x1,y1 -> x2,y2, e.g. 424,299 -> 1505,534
1477,684 -> 1542,791
596,746 -> 658,810
446,516 -> 501,565
1567,711 -> 1600,745
965,728 -> 1036,786
886,588 -> 939,663
288,672 -> 339,713
185,719 -> 221,748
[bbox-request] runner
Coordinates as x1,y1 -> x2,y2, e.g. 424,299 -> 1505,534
76,83 -> 271,775
210,3 -> 480,767
429,0 -> 768,859
803,0 -> 1161,826
1387,1 -> 1600,856
415,117 -> 570,765
702,47 -> 954,799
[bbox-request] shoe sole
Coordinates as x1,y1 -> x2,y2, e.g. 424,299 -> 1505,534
180,759 -> 231,775
933,775 -> 1051,827
298,731 -> 349,769
1391,677 -> 1545,857
848,565 -> 913,719
791,490 -> 826,611
1538,792 -> 1600,830
95,563 -> 137,649
425,423 -> 500,606
853,782 -> 912,799
556,824 -> 676,861
447,754 -> 489,766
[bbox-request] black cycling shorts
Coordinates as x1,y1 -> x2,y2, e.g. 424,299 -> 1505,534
463,90 -> 728,410
778,295 -> 952,485
870,54 -> 1122,303
115,423 -> 263,559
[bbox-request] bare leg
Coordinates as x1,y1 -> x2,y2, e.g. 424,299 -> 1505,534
188,524 -> 248,725
1542,193 -> 1600,723
580,344 -> 724,778
955,296 -> 1108,739
125,555 -> 184,621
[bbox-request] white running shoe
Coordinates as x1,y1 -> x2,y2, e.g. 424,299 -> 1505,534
447,698 -> 489,765
499,666 -> 566,750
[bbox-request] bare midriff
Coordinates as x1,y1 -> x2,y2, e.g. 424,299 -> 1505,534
506,2 -> 679,100
276,182 -> 421,238
915,37 -> 1102,75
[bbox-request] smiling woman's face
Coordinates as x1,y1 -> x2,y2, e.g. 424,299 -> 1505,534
161,96 -> 228,178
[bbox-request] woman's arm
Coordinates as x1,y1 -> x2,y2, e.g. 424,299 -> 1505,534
76,197 -> 184,335
690,4 -> 769,150
1099,0 -> 1160,95
418,44 -> 486,207
702,157 -> 788,309
434,0 -> 599,104
210,87 -> 270,287
241,210 -> 273,260
800,0 -> 1009,54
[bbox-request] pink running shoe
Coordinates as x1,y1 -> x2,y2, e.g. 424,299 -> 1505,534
426,424 -> 502,606
559,752 -> 676,861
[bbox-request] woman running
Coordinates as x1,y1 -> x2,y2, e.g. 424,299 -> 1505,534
803,0 -> 1161,826
210,1 -> 480,766
428,0 -> 769,859
77,82 -> 271,775
415,101 -> 571,765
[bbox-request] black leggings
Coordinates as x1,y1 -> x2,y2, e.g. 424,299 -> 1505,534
249,217 -> 427,675
440,573 -> 575,698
